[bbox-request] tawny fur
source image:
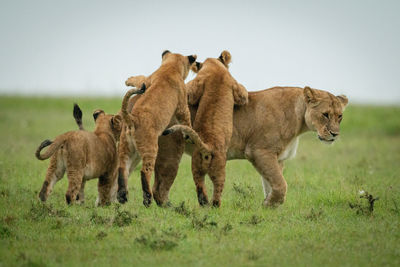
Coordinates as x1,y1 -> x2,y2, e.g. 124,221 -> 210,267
118,86 -> 348,207
119,50 -> 196,207
164,50 -> 248,207
35,105 -> 123,206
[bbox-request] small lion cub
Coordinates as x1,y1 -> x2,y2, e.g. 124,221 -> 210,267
35,104 -> 124,206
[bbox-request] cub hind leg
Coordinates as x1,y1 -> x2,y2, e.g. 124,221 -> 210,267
96,172 -> 117,206
191,150 -> 209,206
65,168 -> 84,205
208,152 -> 227,207
135,129 -> 159,207
76,180 -> 86,204
39,153 -> 65,202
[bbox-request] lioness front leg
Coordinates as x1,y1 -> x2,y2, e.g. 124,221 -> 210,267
249,150 -> 287,207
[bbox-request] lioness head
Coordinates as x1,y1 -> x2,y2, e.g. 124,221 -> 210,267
303,86 -> 348,144
161,50 -> 197,79
93,109 -> 123,140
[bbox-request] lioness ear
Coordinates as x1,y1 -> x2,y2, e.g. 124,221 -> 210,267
93,109 -> 104,121
304,86 -> 318,105
337,95 -> 348,109
218,50 -> 232,66
187,55 -> 197,64
111,114 -> 123,131
162,50 -> 171,59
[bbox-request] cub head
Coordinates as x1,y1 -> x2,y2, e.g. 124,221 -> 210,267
93,109 -> 123,140
161,50 -> 197,79
303,86 -> 348,144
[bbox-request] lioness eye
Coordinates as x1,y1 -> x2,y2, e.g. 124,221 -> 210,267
323,113 -> 329,119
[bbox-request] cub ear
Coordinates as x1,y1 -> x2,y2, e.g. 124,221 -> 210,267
93,109 -> 104,121
218,50 -> 232,66
191,61 -> 203,73
303,86 -> 319,105
111,114 -> 123,131
162,50 -> 171,59
336,95 -> 348,109
187,55 -> 197,64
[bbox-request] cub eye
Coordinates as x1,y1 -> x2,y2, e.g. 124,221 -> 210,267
338,114 -> 343,121
323,113 -> 329,119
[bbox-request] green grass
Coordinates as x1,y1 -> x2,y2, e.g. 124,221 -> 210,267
0,96 -> 399,266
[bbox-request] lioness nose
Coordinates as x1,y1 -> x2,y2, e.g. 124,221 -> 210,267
330,131 -> 338,137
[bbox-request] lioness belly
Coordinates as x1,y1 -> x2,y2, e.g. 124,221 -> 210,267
278,137 -> 299,161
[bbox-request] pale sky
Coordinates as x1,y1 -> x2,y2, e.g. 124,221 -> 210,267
0,0 -> 399,104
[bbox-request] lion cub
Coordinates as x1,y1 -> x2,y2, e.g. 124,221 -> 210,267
35,104 -> 124,205
163,51 -> 248,207
121,50 -> 197,207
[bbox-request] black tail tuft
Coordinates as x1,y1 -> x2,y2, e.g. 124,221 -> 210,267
73,103 -> 84,130
162,129 -> 173,136
35,139 -> 53,159
39,139 -> 53,149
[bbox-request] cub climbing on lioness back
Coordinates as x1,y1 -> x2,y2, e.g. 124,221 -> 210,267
163,50 -> 248,207
120,50 -> 197,207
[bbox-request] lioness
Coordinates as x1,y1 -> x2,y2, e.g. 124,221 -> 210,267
120,50 -> 197,207
35,104 -> 123,205
163,50 -> 248,207
118,85 -> 348,207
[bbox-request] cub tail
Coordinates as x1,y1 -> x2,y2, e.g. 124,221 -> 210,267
73,103 -> 84,130
162,125 -> 212,158
35,139 -> 64,160
121,84 -> 146,127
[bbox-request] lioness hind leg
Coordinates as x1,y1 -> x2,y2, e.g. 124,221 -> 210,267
153,160 -> 179,207
249,150 -> 287,207
39,155 -> 65,202
153,133 -> 184,207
